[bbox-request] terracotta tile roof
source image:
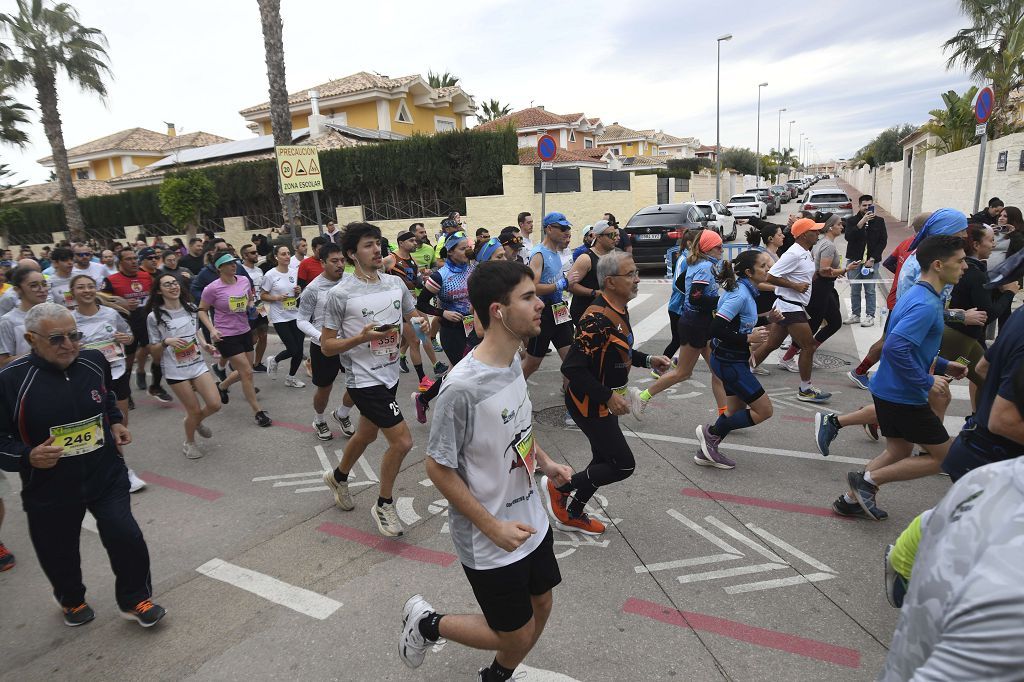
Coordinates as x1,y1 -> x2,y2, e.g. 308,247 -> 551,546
517,146 -> 605,165
598,123 -> 658,144
476,107 -> 573,132
38,127 -> 231,165
239,71 -> 466,116
696,145 -> 717,153
653,131 -> 698,147
3,179 -> 118,203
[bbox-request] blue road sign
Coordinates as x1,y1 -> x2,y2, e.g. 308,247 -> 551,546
537,134 -> 557,162
975,87 -> 994,124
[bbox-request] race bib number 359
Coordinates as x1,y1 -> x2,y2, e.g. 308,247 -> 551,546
50,414 -> 104,457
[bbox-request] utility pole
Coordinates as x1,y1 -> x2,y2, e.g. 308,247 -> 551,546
715,33 -> 733,201
755,82 -> 768,185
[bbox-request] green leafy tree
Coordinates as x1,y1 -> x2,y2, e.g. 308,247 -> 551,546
922,86 -> 981,153
0,77 -> 31,146
0,0 -> 111,242
477,98 -> 511,122
427,70 -> 460,88
943,0 -> 1024,137
159,171 -> 217,238
853,124 -> 917,167
718,147 -> 759,176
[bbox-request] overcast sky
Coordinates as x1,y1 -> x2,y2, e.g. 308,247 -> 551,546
1,0 -> 975,184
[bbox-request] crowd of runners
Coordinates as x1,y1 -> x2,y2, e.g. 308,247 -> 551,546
2,195 -> 1024,679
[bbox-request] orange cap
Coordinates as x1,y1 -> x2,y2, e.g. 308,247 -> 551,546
791,218 -> 825,237
698,229 -> 723,252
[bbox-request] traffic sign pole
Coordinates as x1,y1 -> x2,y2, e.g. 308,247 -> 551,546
972,86 -> 994,214
312,192 -> 324,236
536,134 -> 558,229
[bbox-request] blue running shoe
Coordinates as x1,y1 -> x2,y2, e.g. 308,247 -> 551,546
847,370 -> 870,390
798,385 -> 832,403
814,412 -> 840,456
846,471 -> 885,521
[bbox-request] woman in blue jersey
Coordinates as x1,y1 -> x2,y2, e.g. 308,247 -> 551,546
694,249 -> 777,469
655,228 -> 700,377
634,229 -> 727,416
416,231 -> 472,366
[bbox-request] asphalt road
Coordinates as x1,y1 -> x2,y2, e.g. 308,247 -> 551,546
1,184 -> 955,681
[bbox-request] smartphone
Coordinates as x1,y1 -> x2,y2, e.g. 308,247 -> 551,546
868,204 -> 876,214
373,324 -> 399,333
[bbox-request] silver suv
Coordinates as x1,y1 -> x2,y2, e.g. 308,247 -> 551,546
800,189 -> 854,218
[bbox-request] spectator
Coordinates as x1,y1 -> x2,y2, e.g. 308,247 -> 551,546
969,196 -> 1004,225
178,237 -> 205,275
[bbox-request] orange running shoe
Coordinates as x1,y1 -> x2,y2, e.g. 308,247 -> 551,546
0,542 -> 14,572
540,475 -> 571,524
554,512 -> 606,536
418,377 -> 434,393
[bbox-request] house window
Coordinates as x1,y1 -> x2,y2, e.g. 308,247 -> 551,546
609,146 -> 621,155
534,167 -> 580,193
395,100 -> 413,124
592,170 -> 631,191
75,169 -> 89,180
584,138 -> 594,149
434,116 -> 456,132
569,130 -> 576,143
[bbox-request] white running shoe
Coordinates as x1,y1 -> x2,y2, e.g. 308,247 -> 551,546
266,356 -> 278,379
752,365 -> 770,376
844,314 -> 861,325
372,501 -> 404,537
284,376 -> 306,388
332,409 -> 355,436
313,419 -> 332,441
127,469 -> 147,492
778,357 -> 800,373
182,442 -> 203,459
196,422 -> 212,439
400,594 -> 435,668
628,387 -> 645,421
861,316 -> 875,327
322,470 -> 354,510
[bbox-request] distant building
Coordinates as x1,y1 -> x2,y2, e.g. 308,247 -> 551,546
596,123 -> 662,157
653,131 -> 701,158
694,145 -> 719,162
475,106 -> 605,151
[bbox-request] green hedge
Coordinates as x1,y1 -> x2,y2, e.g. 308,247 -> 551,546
10,187 -> 163,236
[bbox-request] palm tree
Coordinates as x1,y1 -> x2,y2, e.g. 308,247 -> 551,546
256,0 -> 299,233
943,0 -> 1024,136
0,76 -> 31,147
477,98 -> 512,122
0,0 -> 110,242
922,86 -> 980,153
427,70 -> 460,88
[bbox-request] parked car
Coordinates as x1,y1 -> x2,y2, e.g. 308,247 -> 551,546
727,193 -> 767,220
695,200 -> 737,241
769,185 -> 791,204
800,188 -> 854,218
623,202 -> 709,270
746,188 -> 778,215
785,179 -> 804,196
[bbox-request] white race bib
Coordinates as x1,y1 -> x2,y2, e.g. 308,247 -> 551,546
51,414 -> 104,457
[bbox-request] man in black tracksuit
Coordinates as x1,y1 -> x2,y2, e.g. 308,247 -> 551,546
843,195 -> 888,326
0,302 -> 165,627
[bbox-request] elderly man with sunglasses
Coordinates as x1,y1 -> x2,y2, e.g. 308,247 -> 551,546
0,302 -> 166,628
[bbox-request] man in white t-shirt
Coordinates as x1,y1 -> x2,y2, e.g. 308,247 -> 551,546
516,211 -> 534,265
46,247 -> 76,309
238,243 -> 269,371
71,243 -> 108,285
289,238 -> 307,271
750,217 -> 832,403
399,259 -> 573,681
319,222 -> 427,538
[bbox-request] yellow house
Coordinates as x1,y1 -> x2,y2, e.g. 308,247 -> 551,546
239,71 -> 476,137
596,123 -> 661,157
37,125 -> 231,181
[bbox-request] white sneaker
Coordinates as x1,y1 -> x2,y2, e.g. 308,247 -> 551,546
284,376 -> 306,388
628,387 -> 645,421
861,316 -> 875,327
844,314 -> 861,325
196,422 -> 212,439
127,468 -> 147,492
332,409 -> 355,437
182,442 -> 203,459
400,594 -> 435,668
778,357 -> 800,373
752,365 -> 770,376
322,470 -> 354,510
266,356 -> 278,379
372,500 -> 404,537
313,419 -> 332,441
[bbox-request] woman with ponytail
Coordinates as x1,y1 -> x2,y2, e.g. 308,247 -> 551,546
694,250 -> 775,469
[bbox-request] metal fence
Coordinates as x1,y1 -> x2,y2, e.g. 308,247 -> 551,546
363,198 -> 461,222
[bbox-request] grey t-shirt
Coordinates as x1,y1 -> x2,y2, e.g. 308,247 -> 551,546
321,272 -> 414,389
297,273 -> 340,347
0,307 -> 29,357
428,352 -> 549,570
812,238 -> 838,273
0,287 -> 19,316
880,457 -> 1024,681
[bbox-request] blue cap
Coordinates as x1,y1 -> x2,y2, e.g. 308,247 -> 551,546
543,212 -> 571,228
475,237 -> 501,263
444,231 -> 468,252
214,253 -> 236,268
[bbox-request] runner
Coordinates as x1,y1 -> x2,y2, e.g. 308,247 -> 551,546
132,247 -> 170,399
296,242 -> 355,441
657,228 -> 699,376
693,250 -> 779,469
71,274 -> 147,491
289,238 -> 307,271
45,247 -> 76,309
516,211 -> 535,263
0,302 -> 166,628
838,235 -> 969,520
198,253 -> 271,427
499,231 -> 524,262
0,266 -> 50,367
318,222 -> 425,537
549,250 -> 669,533
634,229 -> 728,417
146,273 -> 221,459
521,213 -> 579,382
399,259 -> 573,680
384,230 -> 443,384
71,243 -> 108,285
566,220 -> 616,326
748,218 -> 832,403
261,245 -> 305,387
296,236 -> 325,287
417,230 -> 473,367
238,243 -> 269,372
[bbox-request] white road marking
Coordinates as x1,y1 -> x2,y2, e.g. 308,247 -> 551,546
82,511 -> 97,533
625,429 -> 871,465
667,391 -> 703,400
272,478 -> 327,488
252,471 -> 323,482
745,523 -> 836,574
950,384 -> 970,402
634,553 -> 741,574
666,510 -> 742,554
676,562 -> 789,584
704,516 -> 784,563
396,497 -> 421,526
419,478 -> 433,487
626,295 -> 666,347
515,664 -> 583,681
314,445 -> 333,471
355,458 -> 379,483
724,572 -> 836,594
294,480 -> 376,494
195,558 -> 342,620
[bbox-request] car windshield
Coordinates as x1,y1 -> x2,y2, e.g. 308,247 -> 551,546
697,205 -> 714,217
626,212 -> 686,227
807,193 -> 849,203
730,196 -> 755,203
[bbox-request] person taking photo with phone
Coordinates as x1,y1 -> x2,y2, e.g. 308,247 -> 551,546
843,195 -> 888,328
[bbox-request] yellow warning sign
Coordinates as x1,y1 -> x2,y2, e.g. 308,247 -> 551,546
275,145 -> 323,194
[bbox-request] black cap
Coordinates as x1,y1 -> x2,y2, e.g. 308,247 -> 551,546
137,247 -> 157,259
499,233 -> 523,248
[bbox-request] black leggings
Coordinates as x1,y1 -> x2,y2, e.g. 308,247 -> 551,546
564,396 -> 635,510
807,281 -> 842,345
663,310 -> 681,357
273,320 -> 305,376
438,322 -> 468,367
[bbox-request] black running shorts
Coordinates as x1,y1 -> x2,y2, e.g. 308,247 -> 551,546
462,527 -> 561,632
872,395 -> 949,445
214,332 -> 254,359
526,305 -> 574,358
347,382 -> 402,429
309,342 -> 341,388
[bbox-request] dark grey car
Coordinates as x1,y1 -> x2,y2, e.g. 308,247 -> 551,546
623,202 -> 708,270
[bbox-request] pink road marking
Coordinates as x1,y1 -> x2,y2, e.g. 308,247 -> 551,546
139,471 -> 223,501
623,598 -> 860,668
317,522 -> 457,567
681,488 -> 852,520
140,403 -> 338,437
781,415 -> 814,423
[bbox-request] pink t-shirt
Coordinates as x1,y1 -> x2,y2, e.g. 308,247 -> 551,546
201,276 -> 253,338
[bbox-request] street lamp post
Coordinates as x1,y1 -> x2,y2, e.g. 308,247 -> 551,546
715,33 -> 733,201
776,107 -> 786,182
798,132 -> 804,170
788,120 -> 795,151
754,82 -> 768,186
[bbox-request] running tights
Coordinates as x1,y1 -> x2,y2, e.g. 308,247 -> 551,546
562,398 -> 635,516
663,310 -> 681,358
273,320 -> 305,375
807,286 -> 842,345
438,323 -> 468,367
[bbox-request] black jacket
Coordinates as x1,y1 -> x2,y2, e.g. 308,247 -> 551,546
947,257 -> 1014,342
844,213 -> 887,263
0,350 -> 126,508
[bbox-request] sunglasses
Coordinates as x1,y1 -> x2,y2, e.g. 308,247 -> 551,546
30,330 -> 85,346
549,224 -> 571,232
75,252 -> 93,257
